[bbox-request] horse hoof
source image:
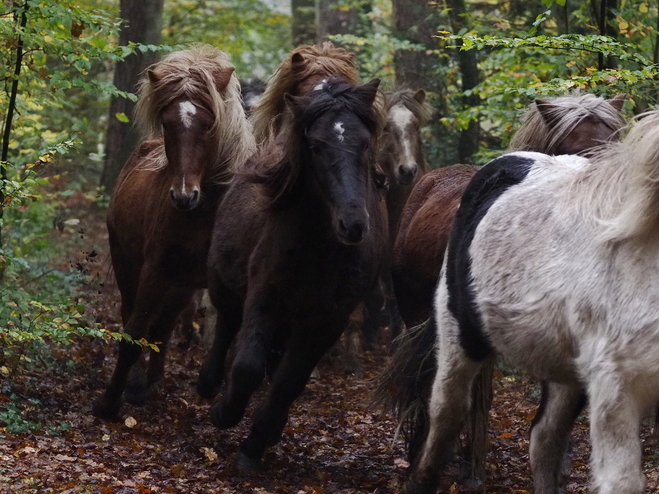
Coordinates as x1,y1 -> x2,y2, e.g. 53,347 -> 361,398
235,451 -> 261,472
124,385 -> 148,406
196,378 -> 219,400
92,396 -> 122,421
210,402 -> 242,430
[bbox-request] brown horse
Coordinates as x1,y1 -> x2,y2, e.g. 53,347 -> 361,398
249,41 -> 359,144
197,77 -> 387,470
378,92 -> 627,482
93,47 -> 255,420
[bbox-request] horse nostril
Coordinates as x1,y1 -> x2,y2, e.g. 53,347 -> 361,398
190,189 -> 199,204
170,189 -> 176,202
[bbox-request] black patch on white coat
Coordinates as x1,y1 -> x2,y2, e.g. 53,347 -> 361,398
445,154 -> 534,361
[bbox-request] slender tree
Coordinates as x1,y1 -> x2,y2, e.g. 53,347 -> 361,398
0,1 -> 28,251
446,0 -> 480,162
317,0 -> 360,43
100,0 -> 164,193
292,0 -> 317,46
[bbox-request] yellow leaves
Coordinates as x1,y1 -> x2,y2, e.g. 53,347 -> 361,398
200,446 -> 218,463
124,416 -> 137,428
497,432 -> 514,439
640,3 -> 649,13
618,20 -> 629,34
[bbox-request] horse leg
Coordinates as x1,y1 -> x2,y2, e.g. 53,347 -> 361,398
177,291 -> 200,349
208,290 -> 277,424
196,296 -> 242,399
381,270 -> 405,344
342,304 -> 365,375
588,370 -> 645,494
529,382 -> 584,494
463,354 -> 495,485
93,267 -> 168,419
402,312 -> 483,494
236,328 -> 341,470
143,288 -> 196,395
360,280 -> 385,350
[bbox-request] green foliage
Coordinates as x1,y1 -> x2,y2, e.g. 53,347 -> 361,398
162,0 -> 291,79
0,0 -> 166,364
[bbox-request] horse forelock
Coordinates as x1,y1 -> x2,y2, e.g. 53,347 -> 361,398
510,92 -> 626,155
134,46 -> 255,181
385,89 -> 432,125
566,109 -> 659,242
250,42 -> 359,143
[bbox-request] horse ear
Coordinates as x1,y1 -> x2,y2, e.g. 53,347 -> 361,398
291,52 -> 305,71
354,78 -> 381,106
535,99 -> 560,128
284,93 -> 304,114
148,70 -> 162,84
214,67 -> 235,92
608,93 -> 627,112
413,89 -> 426,104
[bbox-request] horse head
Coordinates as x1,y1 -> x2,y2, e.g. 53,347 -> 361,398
511,92 -> 627,157
286,77 -> 381,245
383,89 -> 428,185
148,66 -> 235,211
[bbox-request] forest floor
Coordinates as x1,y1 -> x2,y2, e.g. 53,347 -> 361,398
2,200 -> 659,493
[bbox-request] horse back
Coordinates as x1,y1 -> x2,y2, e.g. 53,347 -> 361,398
392,164 -> 478,326
445,155 -> 535,361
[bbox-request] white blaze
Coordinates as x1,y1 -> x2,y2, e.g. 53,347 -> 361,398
179,100 -> 197,128
334,121 -> 345,142
390,104 -> 415,167
313,79 -> 328,91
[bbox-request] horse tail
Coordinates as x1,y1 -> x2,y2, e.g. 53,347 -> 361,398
372,316 -> 437,463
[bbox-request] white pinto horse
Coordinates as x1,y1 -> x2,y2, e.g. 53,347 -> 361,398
403,110 -> 659,494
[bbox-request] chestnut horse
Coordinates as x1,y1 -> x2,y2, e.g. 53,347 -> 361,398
377,92 -> 627,479
249,41 -> 359,144
93,47 -> 255,420
197,77 -> 386,470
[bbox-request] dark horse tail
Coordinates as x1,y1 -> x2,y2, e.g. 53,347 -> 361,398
374,315 -> 494,483
372,316 -> 437,463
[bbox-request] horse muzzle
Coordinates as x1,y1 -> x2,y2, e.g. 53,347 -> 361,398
336,211 -> 370,245
170,188 -> 200,211
396,164 -> 418,185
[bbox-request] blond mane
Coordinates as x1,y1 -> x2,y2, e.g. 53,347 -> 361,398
133,45 -> 255,183
250,42 -> 359,143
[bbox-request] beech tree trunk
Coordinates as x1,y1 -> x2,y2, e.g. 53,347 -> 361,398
392,0 -> 443,99
292,0 -> 317,46
100,0 -> 164,193
317,0 -> 363,43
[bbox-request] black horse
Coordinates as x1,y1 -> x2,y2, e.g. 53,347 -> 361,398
197,77 -> 388,469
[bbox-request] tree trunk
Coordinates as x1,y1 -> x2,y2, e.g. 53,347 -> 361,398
317,0 -> 359,42
100,0 -> 164,194
591,0 -> 618,70
446,0 -> 480,162
392,0 -> 449,165
292,0 -> 317,46
392,0 -> 443,99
